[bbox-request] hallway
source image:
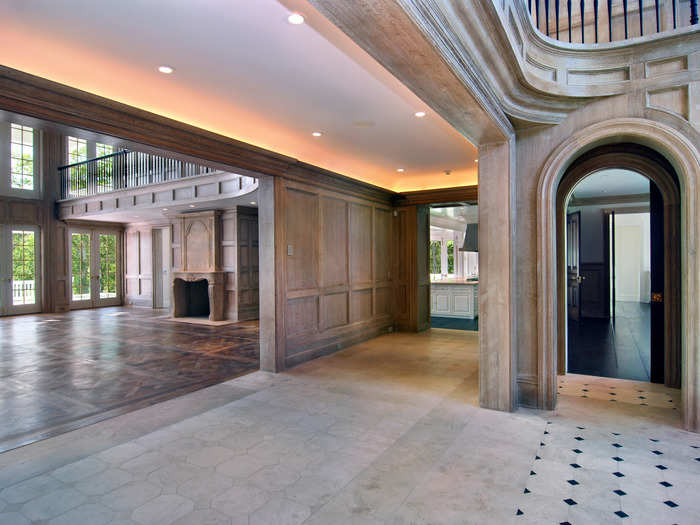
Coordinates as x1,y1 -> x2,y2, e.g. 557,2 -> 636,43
0,308 -> 259,453
0,329 -> 696,524
568,302 -> 651,381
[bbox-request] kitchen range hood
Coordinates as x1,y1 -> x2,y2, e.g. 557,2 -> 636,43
459,223 -> 478,252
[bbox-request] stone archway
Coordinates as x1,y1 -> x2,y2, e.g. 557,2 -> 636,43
536,118 -> 700,432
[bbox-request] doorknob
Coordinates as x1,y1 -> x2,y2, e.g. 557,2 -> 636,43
576,275 -> 585,283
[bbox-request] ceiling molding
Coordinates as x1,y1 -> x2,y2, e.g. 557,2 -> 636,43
394,185 -> 477,206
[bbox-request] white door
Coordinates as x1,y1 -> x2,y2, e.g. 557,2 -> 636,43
70,229 -> 121,309
0,225 -> 41,315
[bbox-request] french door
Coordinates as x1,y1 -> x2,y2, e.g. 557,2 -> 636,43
70,229 -> 121,308
0,225 -> 41,316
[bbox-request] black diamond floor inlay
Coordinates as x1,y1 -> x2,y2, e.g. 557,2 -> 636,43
660,481 -> 672,487
563,498 -> 577,506
574,436 -> 584,441
567,479 -> 579,486
656,464 -> 668,470
614,489 -> 627,496
516,509 -> 523,516
570,463 -> 581,469
613,471 -> 625,477
664,500 -> 678,508
612,443 -> 622,448
615,510 -> 629,518
572,449 -> 582,454
612,456 -> 624,462
524,488 -> 531,494
652,450 -> 663,455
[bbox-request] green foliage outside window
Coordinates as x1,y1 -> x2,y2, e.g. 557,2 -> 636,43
430,240 -> 441,274
12,230 -> 36,305
447,240 -> 455,274
99,234 -> 118,298
71,233 -> 91,300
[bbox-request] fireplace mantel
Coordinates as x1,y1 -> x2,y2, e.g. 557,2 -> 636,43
172,271 -> 225,321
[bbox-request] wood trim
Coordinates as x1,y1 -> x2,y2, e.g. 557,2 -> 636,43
0,65 -> 396,204
394,185 -> 478,206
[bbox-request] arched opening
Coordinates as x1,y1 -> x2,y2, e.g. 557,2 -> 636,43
555,144 -> 681,389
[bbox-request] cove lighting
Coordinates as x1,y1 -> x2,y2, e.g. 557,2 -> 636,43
158,65 -> 174,74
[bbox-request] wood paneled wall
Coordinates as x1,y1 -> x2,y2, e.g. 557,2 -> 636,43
393,205 -> 430,332
124,226 -> 153,307
276,178 -> 394,368
237,207 -> 259,321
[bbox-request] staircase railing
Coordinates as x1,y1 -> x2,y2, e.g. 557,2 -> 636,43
527,0 -> 697,43
58,149 -> 218,200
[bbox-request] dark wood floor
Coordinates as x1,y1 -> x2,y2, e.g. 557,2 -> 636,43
0,307 -> 259,452
568,301 -> 650,381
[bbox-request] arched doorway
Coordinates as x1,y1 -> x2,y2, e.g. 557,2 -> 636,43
556,145 -> 681,389
535,118 -> 700,432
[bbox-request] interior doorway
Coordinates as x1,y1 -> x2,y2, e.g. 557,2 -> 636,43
557,145 -> 681,390
565,170 -> 654,381
428,203 -> 479,331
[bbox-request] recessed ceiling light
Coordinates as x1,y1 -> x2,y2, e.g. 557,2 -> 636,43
189,204 -> 195,208
250,201 -> 257,205
158,65 -> 174,74
312,131 -> 322,137
414,111 -> 426,118
397,168 -> 405,173
475,159 -> 479,163
288,13 -> 305,25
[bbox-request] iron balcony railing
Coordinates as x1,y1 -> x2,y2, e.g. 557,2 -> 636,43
527,0 -> 698,43
58,149 -> 218,200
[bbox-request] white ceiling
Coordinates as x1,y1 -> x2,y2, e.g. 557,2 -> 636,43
571,169 -> 649,199
0,0 -> 478,191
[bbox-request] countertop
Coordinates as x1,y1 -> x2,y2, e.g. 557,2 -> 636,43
430,279 -> 479,285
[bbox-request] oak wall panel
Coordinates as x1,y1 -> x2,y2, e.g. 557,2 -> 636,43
285,188 -> 319,292
286,296 -> 318,338
350,203 -> 372,285
321,292 -> 349,330
320,197 -> 348,288
350,288 -> 373,322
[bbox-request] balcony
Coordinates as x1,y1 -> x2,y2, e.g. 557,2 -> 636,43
526,0 -> 698,44
57,149 -> 258,221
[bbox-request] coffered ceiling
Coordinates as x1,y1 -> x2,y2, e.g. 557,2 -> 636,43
0,0 -> 478,191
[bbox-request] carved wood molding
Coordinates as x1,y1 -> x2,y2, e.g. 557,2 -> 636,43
394,185 -> 478,206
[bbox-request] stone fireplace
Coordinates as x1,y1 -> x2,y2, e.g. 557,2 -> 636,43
171,210 -> 225,321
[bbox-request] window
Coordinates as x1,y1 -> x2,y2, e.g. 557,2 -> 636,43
10,124 -> 34,190
96,143 -> 114,193
96,143 -> 113,157
430,240 -> 442,275
446,240 -> 455,275
67,136 -> 88,164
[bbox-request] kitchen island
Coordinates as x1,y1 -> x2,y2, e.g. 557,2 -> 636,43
430,279 -> 479,319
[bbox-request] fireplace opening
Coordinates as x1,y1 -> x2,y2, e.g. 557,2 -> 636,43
173,278 -> 210,318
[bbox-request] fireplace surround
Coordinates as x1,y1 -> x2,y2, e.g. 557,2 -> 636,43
170,210 -> 225,321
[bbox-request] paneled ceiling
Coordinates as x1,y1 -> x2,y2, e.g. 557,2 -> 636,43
0,0 -> 478,191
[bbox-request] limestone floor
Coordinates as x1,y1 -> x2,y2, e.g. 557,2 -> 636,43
0,329 -> 698,524
0,307 -> 259,452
